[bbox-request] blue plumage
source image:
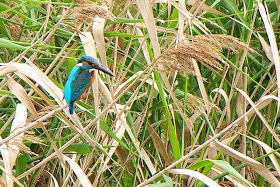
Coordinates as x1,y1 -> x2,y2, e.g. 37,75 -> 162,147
64,65 -> 92,114
64,55 -> 114,114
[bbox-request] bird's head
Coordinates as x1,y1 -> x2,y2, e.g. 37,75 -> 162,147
78,55 -> 114,76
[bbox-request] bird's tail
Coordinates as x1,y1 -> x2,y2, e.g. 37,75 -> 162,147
69,104 -> 74,114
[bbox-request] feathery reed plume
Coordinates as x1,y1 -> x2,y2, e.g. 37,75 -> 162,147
159,34 -> 257,76
70,0 -> 115,25
182,94 -> 218,114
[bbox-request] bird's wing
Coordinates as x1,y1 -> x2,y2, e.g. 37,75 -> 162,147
65,66 -> 79,83
69,69 -> 92,102
64,66 -> 80,106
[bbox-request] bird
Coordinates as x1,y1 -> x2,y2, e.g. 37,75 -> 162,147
64,55 -> 114,114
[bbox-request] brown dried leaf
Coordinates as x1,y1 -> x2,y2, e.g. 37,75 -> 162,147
0,104 -> 27,186
63,155 -> 93,187
6,75 -> 38,117
187,0 -> 225,17
147,124 -> 172,165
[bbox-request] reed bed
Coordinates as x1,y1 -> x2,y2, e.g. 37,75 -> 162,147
0,0 -> 279,186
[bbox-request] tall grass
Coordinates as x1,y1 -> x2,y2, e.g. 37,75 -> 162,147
0,0 -> 279,186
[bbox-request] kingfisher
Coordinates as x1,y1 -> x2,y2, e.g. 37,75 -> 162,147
64,55 -> 114,114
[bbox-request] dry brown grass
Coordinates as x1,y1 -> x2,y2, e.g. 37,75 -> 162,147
2,1 -> 28,41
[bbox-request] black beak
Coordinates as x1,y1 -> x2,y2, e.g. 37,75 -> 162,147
96,66 -> 114,77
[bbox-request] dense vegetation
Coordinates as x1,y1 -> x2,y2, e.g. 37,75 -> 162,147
0,0 -> 279,186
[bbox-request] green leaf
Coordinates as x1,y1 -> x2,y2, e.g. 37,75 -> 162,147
0,38 -> 51,55
154,71 -> 180,163
210,160 -> 252,187
107,18 -> 144,24
100,121 -> 127,148
64,143 -> 93,154
15,153 -> 28,185
187,160 -> 213,170
145,174 -> 177,187
0,20 -> 13,40
222,0 -> 249,27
